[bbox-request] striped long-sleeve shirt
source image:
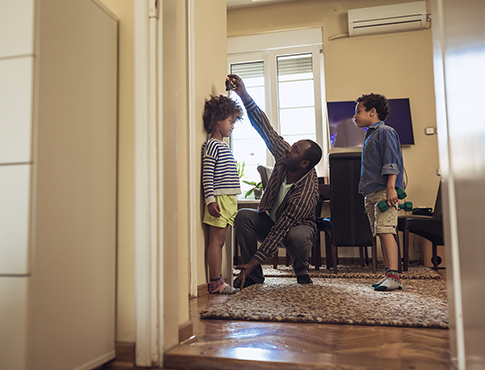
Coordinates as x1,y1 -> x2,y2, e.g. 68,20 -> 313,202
202,138 -> 241,205
244,99 -> 319,263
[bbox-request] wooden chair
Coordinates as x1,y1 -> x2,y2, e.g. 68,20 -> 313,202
319,153 -> 377,274
315,180 -> 332,269
397,182 -> 443,271
256,165 -> 273,190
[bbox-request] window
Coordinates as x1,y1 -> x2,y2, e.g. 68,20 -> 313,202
228,29 -> 326,198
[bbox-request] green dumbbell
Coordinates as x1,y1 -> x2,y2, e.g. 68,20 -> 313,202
396,188 -> 407,199
377,188 -> 408,212
378,200 -> 413,212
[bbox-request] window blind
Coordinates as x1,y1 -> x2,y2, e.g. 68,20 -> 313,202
277,54 -> 312,76
230,61 -> 264,79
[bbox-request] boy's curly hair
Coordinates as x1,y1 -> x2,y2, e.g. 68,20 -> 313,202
203,95 -> 243,133
356,93 -> 390,121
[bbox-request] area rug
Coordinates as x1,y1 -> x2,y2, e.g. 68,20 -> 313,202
200,277 -> 448,329
234,262 -> 442,280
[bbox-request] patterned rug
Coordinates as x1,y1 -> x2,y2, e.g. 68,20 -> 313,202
234,262 -> 442,280
201,277 -> 448,329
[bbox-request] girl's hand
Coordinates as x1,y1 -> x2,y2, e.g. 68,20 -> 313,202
208,202 -> 221,218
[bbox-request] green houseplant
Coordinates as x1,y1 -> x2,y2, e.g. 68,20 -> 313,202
236,161 -> 245,179
243,180 -> 263,199
237,160 -> 263,199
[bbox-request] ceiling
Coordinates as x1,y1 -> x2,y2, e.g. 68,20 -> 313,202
226,0 -> 298,10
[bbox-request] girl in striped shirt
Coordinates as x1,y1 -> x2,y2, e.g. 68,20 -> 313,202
202,95 -> 243,294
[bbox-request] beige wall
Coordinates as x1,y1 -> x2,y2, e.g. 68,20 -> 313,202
228,0 -> 440,260
174,0 -> 190,335
99,0 -> 136,343
161,0 -> 191,346
194,0 -> 230,286
100,0 -> 229,347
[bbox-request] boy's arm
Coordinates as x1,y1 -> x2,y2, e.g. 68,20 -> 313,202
229,74 -> 289,159
378,127 -> 403,206
386,174 -> 398,207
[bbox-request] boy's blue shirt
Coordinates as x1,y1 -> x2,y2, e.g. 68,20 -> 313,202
359,121 -> 404,195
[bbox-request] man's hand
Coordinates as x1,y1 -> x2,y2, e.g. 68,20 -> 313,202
233,257 -> 260,289
208,202 -> 221,218
228,74 -> 251,104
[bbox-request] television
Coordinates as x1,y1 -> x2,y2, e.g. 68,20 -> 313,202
326,98 -> 415,148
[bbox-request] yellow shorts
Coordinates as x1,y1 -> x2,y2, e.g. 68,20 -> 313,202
364,189 -> 398,236
203,195 -> 238,228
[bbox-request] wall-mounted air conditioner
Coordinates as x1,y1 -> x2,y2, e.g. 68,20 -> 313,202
348,1 -> 427,37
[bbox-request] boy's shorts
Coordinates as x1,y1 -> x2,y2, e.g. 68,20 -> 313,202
364,189 -> 398,236
203,194 -> 238,228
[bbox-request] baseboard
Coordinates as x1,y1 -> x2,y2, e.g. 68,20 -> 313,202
74,350 -> 115,370
115,342 -> 135,363
198,282 -> 209,297
179,320 -> 193,343
108,333 -> 192,368
101,342 -> 134,368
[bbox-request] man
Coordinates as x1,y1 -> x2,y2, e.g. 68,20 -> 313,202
229,74 -> 322,289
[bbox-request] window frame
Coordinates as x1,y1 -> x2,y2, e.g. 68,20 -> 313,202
227,28 -> 328,176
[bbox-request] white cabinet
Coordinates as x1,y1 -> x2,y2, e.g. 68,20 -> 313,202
0,57 -> 34,164
0,0 -> 35,58
0,1 -> 117,369
0,165 -> 31,275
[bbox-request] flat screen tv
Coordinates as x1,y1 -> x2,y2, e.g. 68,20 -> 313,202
326,98 -> 415,148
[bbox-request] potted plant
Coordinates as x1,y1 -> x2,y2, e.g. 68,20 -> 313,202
243,180 -> 263,199
236,160 -> 245,179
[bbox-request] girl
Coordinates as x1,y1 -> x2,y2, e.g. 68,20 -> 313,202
202,95 -> 243,294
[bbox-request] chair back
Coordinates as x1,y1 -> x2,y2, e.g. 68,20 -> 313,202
328,152 -> 374,247
257,165 -> 273,190
432,182 -> 442,220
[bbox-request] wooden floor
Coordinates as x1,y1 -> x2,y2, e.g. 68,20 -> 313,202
160,270 -> 454,370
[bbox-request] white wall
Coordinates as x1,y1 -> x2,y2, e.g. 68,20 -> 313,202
431,0 -> 485,368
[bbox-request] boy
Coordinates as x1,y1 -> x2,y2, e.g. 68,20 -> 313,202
202,95 -> 243,294
354,93 -> 404,291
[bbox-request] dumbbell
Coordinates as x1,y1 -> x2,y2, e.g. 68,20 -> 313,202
378,201 -> 413,212
377,188 -> 410,212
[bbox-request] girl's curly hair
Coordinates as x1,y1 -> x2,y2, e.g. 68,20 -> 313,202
203,95 -> 243,133
356,93 -> 390,121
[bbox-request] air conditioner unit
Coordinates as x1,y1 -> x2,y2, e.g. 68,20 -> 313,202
348,1 -> 427,37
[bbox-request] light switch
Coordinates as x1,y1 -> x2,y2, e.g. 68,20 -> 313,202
425,127 -> 435,135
